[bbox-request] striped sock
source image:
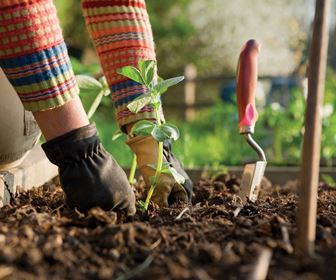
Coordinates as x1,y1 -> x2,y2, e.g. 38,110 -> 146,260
0,0 -> 79,111
82,0 -> 162,128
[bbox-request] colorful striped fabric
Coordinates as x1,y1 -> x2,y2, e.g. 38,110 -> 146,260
0,0 -> 79,111
82,0 -> 161,128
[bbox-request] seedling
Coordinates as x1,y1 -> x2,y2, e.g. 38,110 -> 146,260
76,74 -> 138,185
117,60 -> 185,211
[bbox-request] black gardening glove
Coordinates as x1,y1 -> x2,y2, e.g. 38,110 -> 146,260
42,124 -> 136,215
163,139 -> 193,204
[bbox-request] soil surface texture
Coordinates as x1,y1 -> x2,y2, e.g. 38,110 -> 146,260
0,174 -> 335,280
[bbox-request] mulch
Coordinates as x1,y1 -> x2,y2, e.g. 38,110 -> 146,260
0,173 -> 335,280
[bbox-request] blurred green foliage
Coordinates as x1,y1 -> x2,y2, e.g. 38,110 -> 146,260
76,60 -> 336,168
173,91 -> 305,168
55,0 -> 92,56
321,69 -> 336,165
174,70 -> 336,168
145,0 -> 203,76
70,57 -> 101,76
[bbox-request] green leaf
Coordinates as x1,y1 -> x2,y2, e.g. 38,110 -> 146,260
146,65 -> 155,86
138,60 -> 152,75
117,66 -> 145,85
138,200 -> 147,212
146,163 -> 184,184
87,90 -> 105,119
138,60 -> 156,86
103,89 -> 111,97
160,123 -> 180,141
127,95 -> 152,113
161,167 -> 172,175
150,163 -> 185,184
150,123 -> 180,142
76,75 -> 103,93
152,101 -> 161,111
147,162 -> 170,171
131,120 -> 156,136
147,163 -> 157,170
151,126 -> 170,142
99,75 -> 108,87
157,76 -> 167,94
112,129 -> 124,141
169,167 -> 186,185
153,76 -> 184,94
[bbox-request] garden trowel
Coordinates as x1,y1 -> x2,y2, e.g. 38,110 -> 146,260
236,39 -> 267,203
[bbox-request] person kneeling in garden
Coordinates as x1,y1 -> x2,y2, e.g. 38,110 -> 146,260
0,0 -> 192,214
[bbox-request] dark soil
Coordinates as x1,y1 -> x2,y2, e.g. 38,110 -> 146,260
0,174 -> 335,280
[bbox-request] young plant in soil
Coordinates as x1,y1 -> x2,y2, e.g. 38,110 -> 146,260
117,60 -> 185,211
76,74 -> 138,184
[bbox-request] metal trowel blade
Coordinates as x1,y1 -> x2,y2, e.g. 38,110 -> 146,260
239,160 -> 267,203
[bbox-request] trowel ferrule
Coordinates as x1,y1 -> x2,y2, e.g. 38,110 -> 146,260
239,125 -> 255,134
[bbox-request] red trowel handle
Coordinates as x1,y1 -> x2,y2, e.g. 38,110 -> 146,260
236,39 -> 260,134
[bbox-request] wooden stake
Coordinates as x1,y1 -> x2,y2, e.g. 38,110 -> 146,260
184,64 -> 197,121
296,0 -> 330,256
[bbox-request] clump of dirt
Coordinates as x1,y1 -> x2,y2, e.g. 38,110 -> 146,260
0,174 -> 335,280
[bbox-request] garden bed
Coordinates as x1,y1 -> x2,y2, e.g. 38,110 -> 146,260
0,174 -> 335,280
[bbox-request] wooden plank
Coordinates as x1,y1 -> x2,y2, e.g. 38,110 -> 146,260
296,0 -> 330,256
0,145 -> 58,207
185,74 -> 301,83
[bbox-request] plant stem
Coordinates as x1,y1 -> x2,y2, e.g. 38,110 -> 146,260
144,106 -> 164,210
128,154 -> 137,184
154,142 -> 164,181
87,90 -> 104,119
144,141 -> 163,209
155,105 -> 162,126
144,185 -> 155,210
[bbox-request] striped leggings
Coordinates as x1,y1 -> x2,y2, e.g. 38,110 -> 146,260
0,0 -> 157,127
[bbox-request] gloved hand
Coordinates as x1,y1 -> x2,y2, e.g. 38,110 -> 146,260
42,124 -> 136,215
127,135 -> 193,207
